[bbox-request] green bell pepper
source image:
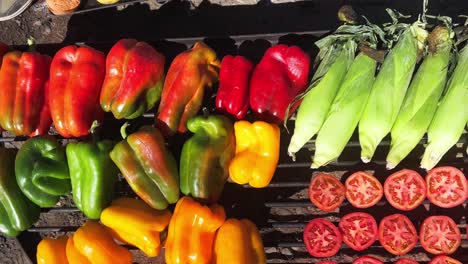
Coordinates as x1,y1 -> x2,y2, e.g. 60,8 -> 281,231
180,115 -> 235,202
0,147 -> 40,237
15,136 -> 70,208
66,140 -> 118,219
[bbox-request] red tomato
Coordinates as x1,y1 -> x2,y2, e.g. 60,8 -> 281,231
308,173 -> 345,211
303,218 -> 342,257
426,166 -> 467,208
345,171 -> 383,208
339,212 -> 377,251
378,213 -> 418,255
353,256 -> 384,264
420,215 -> 461,255
428,256 -> 462,264
384,169 -> 426,211
395,258 -> 419,264
317,261 -> 338,264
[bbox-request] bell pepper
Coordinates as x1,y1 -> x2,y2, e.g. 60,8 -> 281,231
165,196 -> 225,264
249,44 -> 310,123
213,219 -> 266,264
156,42 -> 220,136
0,51 -> 52,136
100,39 -> 165,119
215,55 -> 254,119
15,136 -> 70,208
110,125 -> 179,210
0,147 -> 40,237
37,236 -> 69,264
66,140 -> 118,219
180,115 -> 235,202
229,121 -> 280,188
66,220 -> 132,264
48,45 -> 106,138
101,197 -> 172,257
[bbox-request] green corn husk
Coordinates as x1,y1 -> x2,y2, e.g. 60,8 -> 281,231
421,44 -> 468,170
359,23 -> 428,162
386,26 -> 452,169
311,51 -> 377,168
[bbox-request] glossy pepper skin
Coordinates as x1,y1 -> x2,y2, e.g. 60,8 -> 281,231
66,140 -> 118,219
156,42 -> 220,136
101,197 -> 172,257
180,115 -> 235,202
0,147 -> 40,237
249,44 -> 310,123
15,136 -> 70,208
215,55 -> 254,119
165,196 -> 225,264
229,121 -> 280,188
37,236 -> 69,264
66,221 -> 132,264
110,126 -> 179,210
49,45 -> 106,138
213,219 -> 266,264
100,39 -> 165,119
0,51 -> 52,136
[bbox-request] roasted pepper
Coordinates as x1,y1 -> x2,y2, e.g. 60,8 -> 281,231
110,125 -> 179,210
15,136 -> 70,208
101,197 -> 172,257
229,121 -> 280,188
249,44 -> 310,123
215,55 -> 254,119
213,219 -> 266,264
156,42 -> 220,136
180,115 -> 235,202
66,221 -> 132,264
0,51 -> 52,136
100,39 -> 165,119
165,196 -> 225,264
37,236 -> 69,264
66,140 -> 118,219
48,45 -> 106,138
0,147 -> 40,237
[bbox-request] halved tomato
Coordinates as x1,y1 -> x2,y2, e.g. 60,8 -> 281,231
352,256 -> 384,264
384,169 -> 426,211
395,258 -> 419,264
426,166 -> 467,208
303,218 -> 342,257
428,256 -> 462,264
420,215 -> 461,255
378,213 -> 418,255
309,173 -> 345,211
338,212 -> 377,251
345,171 -> 383,208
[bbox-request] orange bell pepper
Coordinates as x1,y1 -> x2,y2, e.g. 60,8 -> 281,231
213,219 -> 266,264
100,197 -> 172,257
36,236 -> 68,264
165,196 -> 225,264
229,121 -> 280,188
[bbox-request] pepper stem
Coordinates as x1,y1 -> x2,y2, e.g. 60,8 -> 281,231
120,122 -> 130,139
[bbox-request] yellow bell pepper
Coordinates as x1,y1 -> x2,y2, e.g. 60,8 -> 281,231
37,236 -> 69,264
100,197 -> 172,257
229,121 -> 280,188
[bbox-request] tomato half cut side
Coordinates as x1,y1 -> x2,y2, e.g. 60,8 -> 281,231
339,212 -> 377,251
345,171 -> 383,208
395,258 -> 419,264
426,166 -> 467,208
420,215 -> 461,255
303,218 -> 342,257
352,256 -> 384,264
428,256 -> 462,264
384,169 -> 426,211
309,173 -> 345,212
378,213 -> 418,255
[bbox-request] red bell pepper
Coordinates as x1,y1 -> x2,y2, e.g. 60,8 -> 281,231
100,39 -> 165,119
215,55 -> 253,119
49,45 -> 106,138
0,51 -> 52,136
249,44 -> 310,123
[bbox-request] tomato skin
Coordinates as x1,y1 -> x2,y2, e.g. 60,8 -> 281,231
339,212 -> 377,251
308,173 -> 345,212
428,256 -> 462,264
345,171 -> 383,208
420,215 -> 461,255
395,258 -> 419,264
352,256 -> 384,264
303,218 -> 342,258
378,213 -> 418,255
384,169 -> 426,211
426,166 -> 467,208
